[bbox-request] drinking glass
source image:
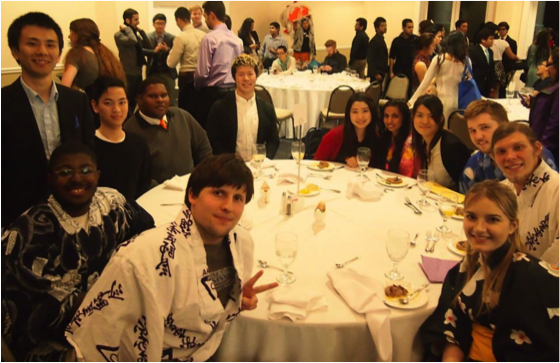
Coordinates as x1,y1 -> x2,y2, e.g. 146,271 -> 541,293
313,65 -> 319,74
385,229 -> 410,280
436,191 -> 458,233
506,86 -> 515,105
357,147 -> 371,178
291,140 -> 305,165
253,144 -> 266,177
275,232 -> 298,284
417,169 -> 434,206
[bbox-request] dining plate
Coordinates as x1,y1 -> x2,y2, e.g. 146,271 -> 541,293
376,177 -> 409,188
299,184 -> 321,197
447,240 -> 467,256
384,287 -> 428,310
452,205 -> 465,220
307,162 -> 336,171
298,189 -> 320,197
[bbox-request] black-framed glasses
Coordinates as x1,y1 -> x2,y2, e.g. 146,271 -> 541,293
546,62 -> 554,67
54,167 -> 97,178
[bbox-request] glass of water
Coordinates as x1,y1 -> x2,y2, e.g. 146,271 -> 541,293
291,140 -> 305,165
417,169 -> 434,206
385,229 -> 410,280
253,144 -> 266,177
275,232 -> 298,284
357,147 -> 371,178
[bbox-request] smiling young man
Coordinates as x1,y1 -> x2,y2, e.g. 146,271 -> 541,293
206,54 -> 279,161
66,154 -> 278,361
492,122 -> 559,264
1,142 -> 154,361
146,13 -> 177,106
459,100 -> 557,194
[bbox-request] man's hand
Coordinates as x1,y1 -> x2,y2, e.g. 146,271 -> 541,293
241,270 -> 279,311
324,65 -> 332,72
346,156 -> 358,168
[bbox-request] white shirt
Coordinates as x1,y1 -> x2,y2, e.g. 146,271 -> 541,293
235,92 -> 259,161
139,110 -> 167,126
429,138 -> 455,190
491,39 -> 510,62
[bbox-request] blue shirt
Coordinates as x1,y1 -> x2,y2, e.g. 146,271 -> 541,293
459,148 -> 558,194
20,78 -> 60,159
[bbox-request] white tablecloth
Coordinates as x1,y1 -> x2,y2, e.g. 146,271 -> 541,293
257,71 -> 370,138
137,161 -> 465,361
493,98 -> 530,121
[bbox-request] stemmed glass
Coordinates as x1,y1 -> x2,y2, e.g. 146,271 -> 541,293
417,169 -> 434,206
275,232 -> 298,284
291,141 -> 305,165
436,191 -> 458,233
385,229 -> 410,280
357,147 -> 371,178
253,144 -> 266,177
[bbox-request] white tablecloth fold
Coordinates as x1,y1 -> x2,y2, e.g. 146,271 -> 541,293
268,286 -> 328,322
163,175 -> 185,191
276,171 -> 307,185
327,264 -> 392,362
346,177 -> 383,201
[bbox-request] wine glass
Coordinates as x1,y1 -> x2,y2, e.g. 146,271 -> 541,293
506,85 -> 515,105
385,229 -> 410,280
417,169 -> 434,206
275,232 -> 298,284
436,191 -> 458,233
291,141 -> 305,165
357,147 -> 371,178
253,144 -> 266,177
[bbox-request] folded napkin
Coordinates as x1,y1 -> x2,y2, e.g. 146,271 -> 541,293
420,255 -> 460,283
238,212 -> 253,230
163,175 -> 185,191
346,177 -> 383,201
269,286 -> 327,322
429,183 -> 465,204
250,157 -> 275,170
327,264 -> 392,362
276,171 -> 307,185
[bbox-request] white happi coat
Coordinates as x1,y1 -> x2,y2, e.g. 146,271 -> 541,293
65,206 -> 254,362
502,161 -> 559,264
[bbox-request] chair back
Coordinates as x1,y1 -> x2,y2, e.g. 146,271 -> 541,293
365,81 -> 382,118
448,110 -> 476,150
384,74 -> 409,100
327,85 -> 355,116
255,85 -> 274,106
302,127 -> 328,159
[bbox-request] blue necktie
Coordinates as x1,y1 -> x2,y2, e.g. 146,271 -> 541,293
484,48 -> 490,63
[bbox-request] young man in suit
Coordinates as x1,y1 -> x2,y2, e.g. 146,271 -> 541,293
2,12 -> 94,227
468,28 -> 495,98
498,22 -> 518,71
206,54 -> 279,161
367,17 -> 389,84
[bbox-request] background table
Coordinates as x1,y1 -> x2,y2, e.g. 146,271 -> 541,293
257,72 -> 370,138
493,98 -> 530,121
137,161 -> 465,361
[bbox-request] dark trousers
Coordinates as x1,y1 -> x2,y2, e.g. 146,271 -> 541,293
126,74 -> 142,118
178,72 -> 196,115
194,86 -> 235,129
149,71 -> 177,106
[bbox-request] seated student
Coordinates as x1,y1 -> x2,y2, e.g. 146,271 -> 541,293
411,95 -> 471,191
123,77 -> 213,184
207,54 -> 279,161
314,92 -> 383,168
65,154 -> 278,361
1,142 -> 154,361
320,39 -> 348,74
379,100 -> 418,177
271,45 -> 295,75
492,122 -> 559,264
91,76 -> 153,200
459,100 -> 557,193
420,180 -> 559,362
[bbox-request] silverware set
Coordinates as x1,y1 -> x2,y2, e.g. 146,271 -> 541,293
399,282 -> 430,305
404,197 -> 422,215
424,231 -> 440,253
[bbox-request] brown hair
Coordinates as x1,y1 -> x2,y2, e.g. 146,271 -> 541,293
491,122 -> 539,154
464,100 -> 509,124
456,180 -> 524,315
231,54 -> 259,78
324,39 -> 336,48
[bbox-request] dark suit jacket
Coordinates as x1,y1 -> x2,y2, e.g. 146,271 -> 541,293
468,45 -> 495,97
1,79 -> 95,227
367,33 -> 389,79
239,30 -> 260,55
206,92 -> 279,159
502,35 -> 518,72
146,31 -> 178,78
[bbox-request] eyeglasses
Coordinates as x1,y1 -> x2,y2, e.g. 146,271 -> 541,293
546,62 -> 554,67
53,167 -> 97,178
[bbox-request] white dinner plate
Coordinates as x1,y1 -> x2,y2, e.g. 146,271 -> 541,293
447,240 -> 467,256
452,205 -> 465,220
376,177 -> 409,188
298,189 -> 320,197
307,162 -> 336,171
384,287 -> 428,310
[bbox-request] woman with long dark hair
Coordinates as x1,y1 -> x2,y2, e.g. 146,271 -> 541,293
238,18 -> 260,61
314,92 -> 382,168
411,95 -> 471,190
526,29 -> 553,87
412,33 -> 437,93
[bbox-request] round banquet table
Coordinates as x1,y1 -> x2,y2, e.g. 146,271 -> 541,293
256,71 -> 370,138
137,160 -> 465,362
491,98 -> 530,121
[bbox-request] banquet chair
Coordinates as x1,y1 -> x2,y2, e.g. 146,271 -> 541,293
379,74 -> 409,108
365,81 -> 382,118
255,85 -> 295,138
448,110 -> 476,151
319,85 -> 355,129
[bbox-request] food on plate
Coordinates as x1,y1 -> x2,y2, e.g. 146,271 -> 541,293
306,183 -> 320,192
261,181 -> 270,192
386,176 -> 403,185
385,284 -> 408,298
318,161 -> 330,169
315,201 -> 326,212
455,206 -> 464,217
456,240 -> 467,251
299,188 -> 310,195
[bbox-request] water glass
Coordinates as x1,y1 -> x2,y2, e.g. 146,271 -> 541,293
417,169 -> 434,206
253,144 -> 266,177
313,65 -> 318,74
357,147 -> 371,178
275,232 -> 298,284
385,229 -> 410,280
291,141 -> 305,165
436,191 -> 458,233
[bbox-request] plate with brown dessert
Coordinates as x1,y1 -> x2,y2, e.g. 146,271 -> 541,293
375,174 -> 409,188
308,161 -> 336,171
383,283 -> 428,309
452,205 -> 464,220
447,240 -> 467,256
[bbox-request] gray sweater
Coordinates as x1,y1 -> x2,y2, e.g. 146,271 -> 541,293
124,107 -> 213,183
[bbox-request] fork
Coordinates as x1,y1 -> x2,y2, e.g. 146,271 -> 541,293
429,232 -> 440,253
425,230 -> 432,252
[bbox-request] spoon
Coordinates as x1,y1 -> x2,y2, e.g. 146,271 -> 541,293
319,186 -> 341,193
161,203 -> 183,206
258,259 -> 291,273
399,282 -> 430,304
429,232 -> 440,253
335,256 -> 359,268
410,233 -> 419,247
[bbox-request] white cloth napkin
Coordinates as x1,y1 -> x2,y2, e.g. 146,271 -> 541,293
269,286 -> 327,321
250,158 -> 275,170
346,177 -> 383,201
276,171 -> 308,185
327,264 -> 392,362
238,212 -> 253,230
163,175 -> 185,191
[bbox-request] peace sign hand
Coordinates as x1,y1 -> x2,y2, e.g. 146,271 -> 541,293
241,270 -> 279,311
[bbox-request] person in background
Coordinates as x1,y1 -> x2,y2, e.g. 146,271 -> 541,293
270,45 -> 295,75
418,19 -> 434,35
292,16 -> 316,65
468,28 -> 495,98
455,19 -> 468,37
239,18 -> 260,62
492,122 -> 559,264
3,12 -> 95,227
389,18 -> 417,97
459,99 -> 557,194
482,22 -> 520,98
2,142 -> 154,361
62,18 -> 126,101
146,14 -> 177,106
189,4 -> 209,33
411,95 -> 471,191
207,54 -> 279,161
167,7 -> 205,114
533,59 -> 553,91
498,21 -> 518,71
421,180 -> 559,362
320,39 -> 347,74
314,92 -> 383,168
261,22 -> 287,69
114,8 -> 153,116
379,100 -> 417,177
426,24 -> 445,56
367,17 -> 389,83
412,32 -> 436,94
349,17 -> 369,78
526,29 -> 553,87
91,76 -> 153,200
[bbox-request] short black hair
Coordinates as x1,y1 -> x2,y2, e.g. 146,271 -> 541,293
402,18 -> 413,28
477,28 -> 495,43
7,12 -> 64,56
123,8 -> 139,22
374,17 -> 386,30
175,7 -> 191,22
90,75 -> 127,102
455,19 -> 467,29
202,1 -> 226,22
224,14 -> 232,30
137,76 -> 166,96
49,142 -> 98,172
270,22 -> 280,30
356,18 -> 367,31
419,19 -> 434,34
185,154 -> 254,208
153,13 -> 166,23
498,22 -> 510,31
277,45 -> 287,53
